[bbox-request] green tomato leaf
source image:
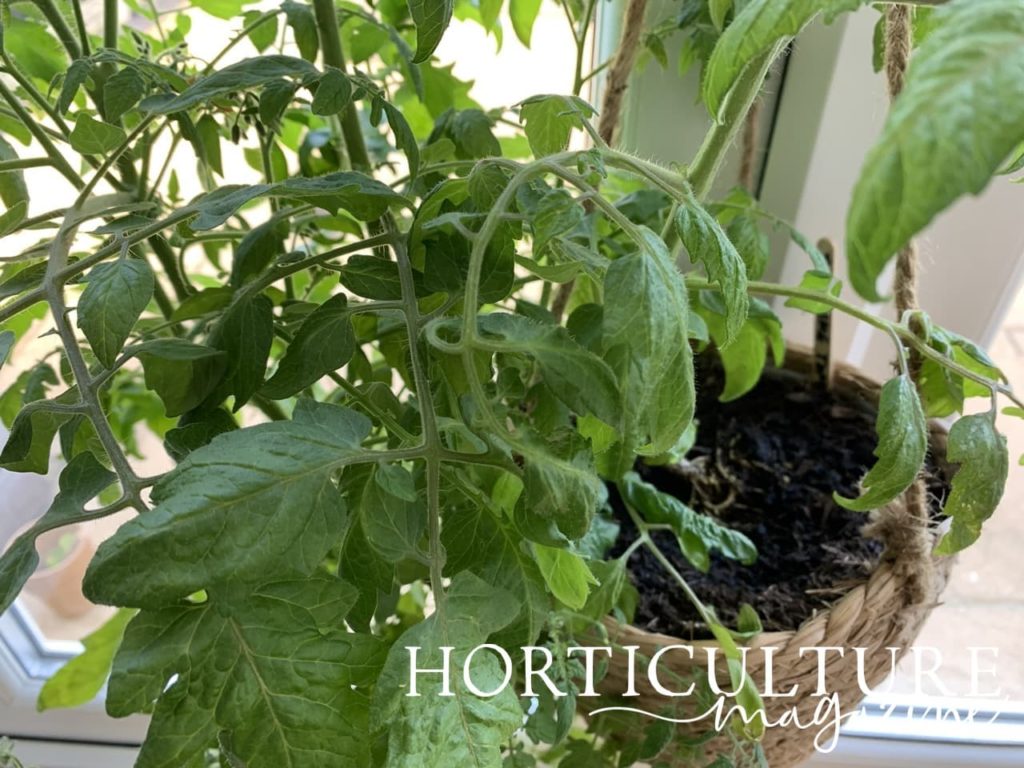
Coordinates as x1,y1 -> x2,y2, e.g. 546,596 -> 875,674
136,339 -> 227,417
188,172 -> 406,230
517,183 -> 584,255
214,294 -> 275,410
0,392 -> 78,475
245,10 -> 279,52
359,464 -> 427,562
935,412 -> 1009,554
519,95 -> 595,157
0,135 -> 28,210
263,294 -> 356,399
84,403 -> 371,607
785,269 -> 842,314
475,312 -> 621,426
140,55 -> 318,114
703,295 -> 784,402
77,259 -> 155,368
283,0 -> 320,61
191,0 -> 246,20
311,67 -> 353,115
408,0 -> 454,63
517,431 -> 604,541
0,331 -> 14,372
847,0 -> 1024,300
339,254 -> 407,300
103,67 -> 146,122
375,461 -> 418,501
0,453 -> 116,614
108,577 -> 386,767
620,471 -> 757,572
676,200 -> 748,344
834,375 -> 928,512
531,544 -> 597,611
703,0 -> 865,119
69,114 -> 126,156
710,0 -> 732,31
509,0 -> 542,46
383,100 -> 421,180
58,59 -> 92,115
441,484 -> 547,646
371,571 -> 523,767
38,609 -> 134,711
230,218 -> 286,286
163,408 -> 238,461
602,230 -> 695,470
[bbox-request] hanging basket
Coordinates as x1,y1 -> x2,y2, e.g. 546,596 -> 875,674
595,348 -> 956,767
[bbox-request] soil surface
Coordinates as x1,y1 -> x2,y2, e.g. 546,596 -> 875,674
609,355 -> 951,639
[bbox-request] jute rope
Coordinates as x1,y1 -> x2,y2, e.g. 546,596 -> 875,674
885,5 -> 921,320
738,99 -> 763,192
875,5 -> 933,610
596,0 -> 649,146
551,0 -> 649,321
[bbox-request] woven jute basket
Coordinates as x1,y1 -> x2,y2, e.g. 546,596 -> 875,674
595,348 -> 956,767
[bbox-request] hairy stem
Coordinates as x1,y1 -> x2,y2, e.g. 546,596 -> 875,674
689,46 -> 780,200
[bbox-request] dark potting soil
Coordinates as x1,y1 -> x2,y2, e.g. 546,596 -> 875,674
608,355 -> 951,639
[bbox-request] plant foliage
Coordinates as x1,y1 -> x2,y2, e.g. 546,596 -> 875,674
0,0 -> 1022,766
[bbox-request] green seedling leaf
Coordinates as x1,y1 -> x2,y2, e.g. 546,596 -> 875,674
935,412 -> 1009,554
835,375 -> 927,511
84,403 -> 372,607
676,200 -> 748,343
847,0 -> 1024,300
77,259 -> 155,368
620,471 -> 757,572
38,609 -> 134,711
